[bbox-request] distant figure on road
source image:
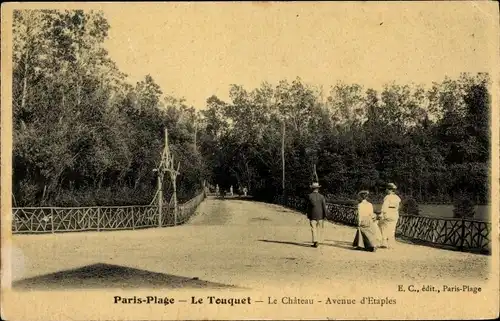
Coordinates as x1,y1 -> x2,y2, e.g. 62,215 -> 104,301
352,190 -> 382,252
215,184 -> 220,196
230,185 -> 233,196
243,187 -> 248,197
307,182 -> 328,248
379,183 -> 401,249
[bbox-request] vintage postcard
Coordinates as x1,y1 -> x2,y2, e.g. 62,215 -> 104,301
1,1 -> 499,320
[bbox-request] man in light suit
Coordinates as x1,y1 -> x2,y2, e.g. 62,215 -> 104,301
379,183 -> 401,249
307,182 -> 328,248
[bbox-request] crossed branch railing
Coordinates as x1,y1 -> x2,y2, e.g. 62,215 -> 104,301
12,191 -> 206,234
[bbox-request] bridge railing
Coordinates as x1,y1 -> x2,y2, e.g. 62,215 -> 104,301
273,195 -> 491,255
12,191 -> 206,234
396,214 -> 491,254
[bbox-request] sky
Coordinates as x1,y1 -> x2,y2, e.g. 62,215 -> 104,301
99,2 -> 498,109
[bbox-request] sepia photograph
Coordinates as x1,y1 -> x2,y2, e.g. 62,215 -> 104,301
1,1 -> 499,320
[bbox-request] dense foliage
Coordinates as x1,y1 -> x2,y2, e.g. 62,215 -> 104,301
13,10 -> 490,209
198,76 -> 490,206
13,10 -> 205,206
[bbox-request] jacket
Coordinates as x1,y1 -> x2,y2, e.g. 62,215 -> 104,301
307,192 -> 328,220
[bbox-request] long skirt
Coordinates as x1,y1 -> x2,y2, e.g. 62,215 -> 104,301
379,218 -> 398,247
353,218 -> 383,250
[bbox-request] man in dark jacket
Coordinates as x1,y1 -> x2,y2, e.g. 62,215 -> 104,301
307,182 -> 328,248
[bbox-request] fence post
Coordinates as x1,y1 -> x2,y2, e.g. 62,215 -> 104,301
97,207 -> 100,232
431,219 -> 437,243
158,175 -> 163,228
132,208 -> 135,230
51,208 -> 54,233
459,218 -> 465,251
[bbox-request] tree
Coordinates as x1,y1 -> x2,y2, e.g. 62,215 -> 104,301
12,9 -> 206,206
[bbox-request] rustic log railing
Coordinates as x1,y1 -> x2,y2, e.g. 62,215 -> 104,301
12,191 -> 206,234
396,215 -> 491,254
273,195 -> 491,255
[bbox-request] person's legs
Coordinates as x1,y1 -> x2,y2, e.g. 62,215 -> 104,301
317,220 -> 324,243
386,220 -> 398,248
310,220 -> 318,245
378,219 -> 388,248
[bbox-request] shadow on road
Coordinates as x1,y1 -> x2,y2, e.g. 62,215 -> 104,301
322,240 -> 357,250
13,263 -> 240,290
259,239 -> 359,251
249,217 -> 272,222
259,239 -> 312,248
210,196 -> 254,201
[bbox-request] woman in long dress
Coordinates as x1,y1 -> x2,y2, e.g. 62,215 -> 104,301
353,190 -> 383,252
378,183 -> 401,249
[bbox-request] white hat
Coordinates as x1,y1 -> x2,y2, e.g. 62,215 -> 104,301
310,182 -> 321,188
387,183 -> 397,190
358,190 -> 370,197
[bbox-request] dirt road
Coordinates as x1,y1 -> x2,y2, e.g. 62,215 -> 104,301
11,197 -> 491,290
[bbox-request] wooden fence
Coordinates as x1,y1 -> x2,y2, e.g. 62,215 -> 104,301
273,195 -> 491,255
396,215 -> 491,254
12,191 -> 206,234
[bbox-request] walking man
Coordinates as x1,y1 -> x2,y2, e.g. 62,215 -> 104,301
379,183 -> 401,249
307,182 -> 328,248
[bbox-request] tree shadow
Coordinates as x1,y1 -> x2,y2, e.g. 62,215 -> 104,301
258,239 -> 312,248
12,263 -> 242,290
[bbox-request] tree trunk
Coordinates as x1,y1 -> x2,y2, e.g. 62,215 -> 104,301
19,14 -> 36,113
97,175 -> 104,191
41,185 -> 47,206
21,54 -> 29,111
245,161 -> 251,191
75,43 -> 82,107
76,78 -> 82,107
419,180 -> 422,202
281,120 -> 285,193
61,89 -> 66,109
194,118 -> 198,153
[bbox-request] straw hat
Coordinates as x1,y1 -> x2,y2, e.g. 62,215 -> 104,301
387,183 -> 397,190
358,190 -> 370,197
310,182 -> 321,189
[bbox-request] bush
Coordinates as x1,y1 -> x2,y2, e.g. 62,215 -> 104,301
453,194 -> 475,218
402,197 -> 420,215
329,199 -> 359,206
